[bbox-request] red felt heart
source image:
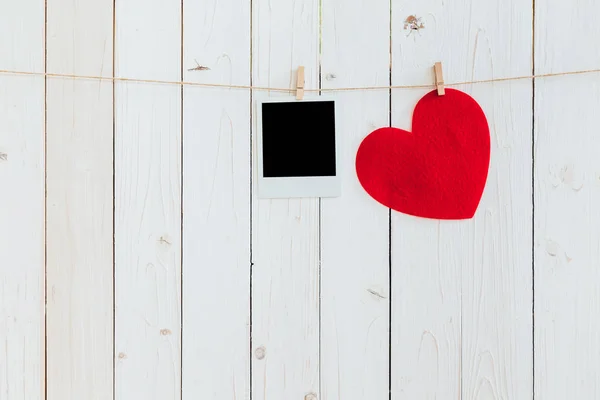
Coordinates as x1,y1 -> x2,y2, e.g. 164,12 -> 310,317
355,88 -> 490,220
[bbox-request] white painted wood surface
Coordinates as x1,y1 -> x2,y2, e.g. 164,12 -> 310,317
320,0 -> 390,399
390,1 -> 533,399
181,0 -> 251,398
535,1 -> 600,398
45,0 -> 114,398
114,0 -> 181,398
457,2 -> 533,397
4,0 -> 600,399
0,1 -> 45,399
251,1 -> 320,399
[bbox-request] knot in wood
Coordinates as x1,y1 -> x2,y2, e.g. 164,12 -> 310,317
255,346 -> 266,360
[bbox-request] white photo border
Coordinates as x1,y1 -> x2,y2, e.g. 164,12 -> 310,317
255,96 -> 341,199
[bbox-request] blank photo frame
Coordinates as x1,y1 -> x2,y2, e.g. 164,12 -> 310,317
256,97 -> 341,199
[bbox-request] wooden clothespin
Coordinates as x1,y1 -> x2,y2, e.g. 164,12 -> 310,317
296,66 -> 305,100
434,62 -> 445,96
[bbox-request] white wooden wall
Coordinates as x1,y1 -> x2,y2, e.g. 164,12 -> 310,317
0,0 -> 598,399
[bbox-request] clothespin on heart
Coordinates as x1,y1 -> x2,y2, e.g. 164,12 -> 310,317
296,66 -> 305,100
434,62 -> 445,96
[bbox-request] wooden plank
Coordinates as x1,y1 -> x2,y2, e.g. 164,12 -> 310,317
0,1 -> 45,398
535,2 -> 600,398
457,5 -> 533,396
320,0 -> 390,399
45,0 -> 114,398
114,0 -> 181,398
391,6 -> 460,394
181,0 -> 251,398
389,1 -> 533,398
251,1 -> 320,399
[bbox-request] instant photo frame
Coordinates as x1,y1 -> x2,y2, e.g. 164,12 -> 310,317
256,97 -> 341,199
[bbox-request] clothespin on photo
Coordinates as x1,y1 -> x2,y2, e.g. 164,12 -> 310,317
296,66 -> 305,100
434,62 -> 445,96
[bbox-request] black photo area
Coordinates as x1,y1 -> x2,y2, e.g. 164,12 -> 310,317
261,101 -> 336,178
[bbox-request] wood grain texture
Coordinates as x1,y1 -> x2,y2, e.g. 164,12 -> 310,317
181,0 -> 251,398
535,1 -> 600,398
251,1 -> 320,399
390,1 -> 533,399
320,0 -> 390,399
114,0 -> 181,398
534,75 -> 600,400
45,0 -> 114,398
0,1 -> 45,398
456,2 -> 533,398
9,1 -> 600,398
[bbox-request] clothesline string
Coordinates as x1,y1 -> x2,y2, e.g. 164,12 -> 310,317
0,67 -> 599,92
